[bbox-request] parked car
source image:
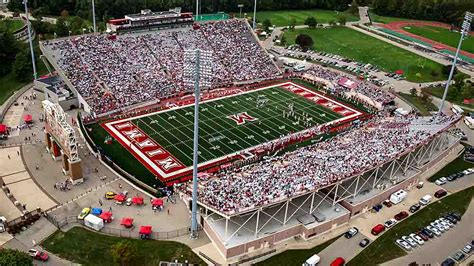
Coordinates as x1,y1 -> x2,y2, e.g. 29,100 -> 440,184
345,227 -> 359,239
409,233 -> 424,245
435,177 -> 447,185
419,195 -> 432,205
441,258 -> 455,266
402,235 -> 417,247
426,226 -> 441,236
105,191 -> 117,199
409,204 -> 421,213
416,231 -> 429,241
442,214 -> 458,224
431,221 -> 446,232
439,217 -> 454,227
384,219 -> 397,229
434,189 -> 448,198
383,200 -> 392,207
330,257 -> 345,266
28,249 -> 49,261
359,238 -> 370,248
449,212 -> 462,221
396,239 -> 411,251
462,244 -> 472,254
452,251 -> 465,262
421,228 -> 434,238
394,211 -> 409,221
77,207 -> 90,220
371,224 -> 385,235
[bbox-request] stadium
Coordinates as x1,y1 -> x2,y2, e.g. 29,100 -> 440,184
35,8 -> 466,262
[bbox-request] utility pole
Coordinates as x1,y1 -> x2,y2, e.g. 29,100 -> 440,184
91,0 -> 97,33
438,11 -> 472,115
252,0 -> 257,29
23,0 -> 37,80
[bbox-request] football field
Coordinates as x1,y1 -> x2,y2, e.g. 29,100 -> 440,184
103,82 -> 362,181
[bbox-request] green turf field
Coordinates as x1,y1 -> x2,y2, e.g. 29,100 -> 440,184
403,25 -> 474,54
0,19 -> 25,32
256,9 -> 358,27
368,13 -> 414,24
283,26 -> 446,82
130,86 -> 341,167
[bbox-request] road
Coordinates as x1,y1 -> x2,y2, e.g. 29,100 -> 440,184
317,233 -> 368,265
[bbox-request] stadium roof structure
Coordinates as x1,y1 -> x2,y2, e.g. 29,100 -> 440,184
188,116 -> 461,218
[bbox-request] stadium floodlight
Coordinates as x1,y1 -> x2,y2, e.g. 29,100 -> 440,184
23,0 -> 37,80
438,11 -> 472,115
238,4 -> 244,18
91,0 -> 97,33
183,49 -> 213,239
252,0 -> 257,29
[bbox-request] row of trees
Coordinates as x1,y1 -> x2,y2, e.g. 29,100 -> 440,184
8,0 -> 472,26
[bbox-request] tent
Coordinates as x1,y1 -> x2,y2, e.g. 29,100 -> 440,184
23,114 -> 32,123
151,198 -> 163,207
338,77 -> 358,90
114,194 -> 126,202
91,208 -> 102,215
139,226 -> 152,239
395,70 -> 404,75
0,124 -> 7,134
132,196 -> 144,205
120,217 -> 134,228
99,212 -> 113,223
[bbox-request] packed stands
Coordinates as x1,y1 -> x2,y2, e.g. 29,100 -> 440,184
42,20 -> 280,116
181,115 -> 458,214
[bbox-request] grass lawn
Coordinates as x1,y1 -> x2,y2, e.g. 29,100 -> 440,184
283,26 -> 446,82
423,86 -> 474,110
403,25 -> 474,54
255,235 -> 340,265
42,227 -> 203,265
398,93 -> 438,115
256,9 -> 358,27
348,186 -> 474,266
0,19 -> 25,32
427,150 -> 474,182
368,13 -> 416,24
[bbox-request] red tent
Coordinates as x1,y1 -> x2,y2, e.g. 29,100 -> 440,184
99,212 -> 113,223
139,225 -> 152,235
0,124 -> 7,134
395,70 -> 404,75
120,217 -> 134,228
433,45 -> 444,50
151,198 -> 163,207
23,114 -> 32,123
114,194 -> 126,202
132,196 -> 144,205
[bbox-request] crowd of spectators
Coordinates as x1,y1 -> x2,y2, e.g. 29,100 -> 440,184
303,66 -> 395,106
188,115 -> 458,214
43,20 -> 280,116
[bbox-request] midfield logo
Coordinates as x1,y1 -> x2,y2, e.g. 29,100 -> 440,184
227,112 -> 258,125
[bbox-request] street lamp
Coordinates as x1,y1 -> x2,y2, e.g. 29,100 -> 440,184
23,0 -> 37,80
438,11 -> 472,115
91,0 -> 97,33
238,4 -> 244,18
252,0 -> 257,29
183,49 -> 213,239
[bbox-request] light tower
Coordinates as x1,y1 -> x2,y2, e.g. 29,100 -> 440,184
91,0 -> 97,33
252,0 -> 257,29
183,49 -> 213,239
238,4 -> 244,18
23,0 -> 37,80
438,11 -> 472,115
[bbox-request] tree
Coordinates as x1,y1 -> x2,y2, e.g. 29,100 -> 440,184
55,17 -> 69,37
110,241 -> 136,265
295,34 -> 313,51
12,50 -> 32,82
348,0 -> 359,14
0,249 -> 33,265
337,14 -> 347,25
410,88 -> 418,97
280,35 -> 287,46
329,19 -> 337,27
442,64 -> 457,77
262,19 -> 272,32
0,31 -> 20,76
460,83 -> 473,100
304,17 -> 318,28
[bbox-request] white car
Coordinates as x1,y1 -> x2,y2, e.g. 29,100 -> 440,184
396,239 -> 412,251
439,218 -> 454,228
435,177 -> 447,185
384,219 -> 397,229
435,219 -> 450,231
431,222 -> 446,232
409,233 -> 424,245
427,225 -> 441,236
402,235 -> 417,247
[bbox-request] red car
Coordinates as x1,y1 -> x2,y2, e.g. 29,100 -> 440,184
330,257 -> 346,266
28,249 -> 49,261
394,211 -> 409,221
434,189 -> 447,198
371,224 -> 386,235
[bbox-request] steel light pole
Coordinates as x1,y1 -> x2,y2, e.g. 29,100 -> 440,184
91,0 -> 97,33
438,11 -> 472,115
23,0 -> 37,80
252,0 -> 257,29
183,49 -> 213,239
196,0 -> 199,21
238,4 -> 244,18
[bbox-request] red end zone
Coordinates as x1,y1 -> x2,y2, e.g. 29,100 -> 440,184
102,81 -> 366,185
